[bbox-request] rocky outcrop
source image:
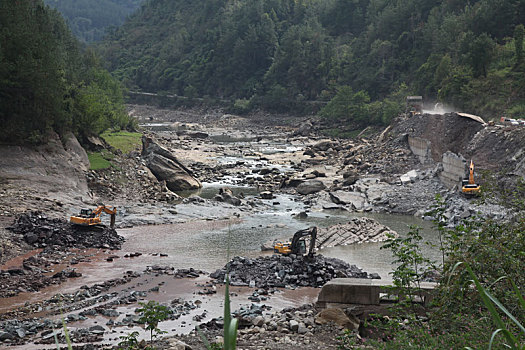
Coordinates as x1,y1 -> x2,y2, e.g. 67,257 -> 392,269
0,131 -> 90,217
141,136 -> 201,192
315,308 -> 360,330
316,217 -> 396,249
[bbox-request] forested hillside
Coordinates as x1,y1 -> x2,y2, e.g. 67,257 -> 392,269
43,0 -> 144,43
0,1 -> 133,145
101,0 -> 525,123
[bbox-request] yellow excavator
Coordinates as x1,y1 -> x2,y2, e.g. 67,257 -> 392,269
274,227 -> 317,257
461,160 -> 480,197
70,205 -> 117,228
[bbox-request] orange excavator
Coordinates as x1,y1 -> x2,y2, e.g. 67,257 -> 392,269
461,160 -> 480,197
274,227 -> 317,257
70,205 -> 117,228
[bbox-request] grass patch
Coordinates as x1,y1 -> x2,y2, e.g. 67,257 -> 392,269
100,130 -> 142,154
88,151 -> 112,170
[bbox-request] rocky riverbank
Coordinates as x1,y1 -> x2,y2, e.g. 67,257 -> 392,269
0,105 -> 519,349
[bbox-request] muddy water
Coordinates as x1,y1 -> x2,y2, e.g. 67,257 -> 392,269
116,209 -> 440,279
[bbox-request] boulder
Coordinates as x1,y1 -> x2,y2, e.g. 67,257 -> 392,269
315,308 -> 359,330
215,187 -> 242,206
313,140 -> 336,152
329,191 -> 367,210
342,170 -> 359,186
260,191 -> 274,199
296,180 -> 326,195
293,120 -> 314,136
141,136 -> 201,192
400,170 -> 418,185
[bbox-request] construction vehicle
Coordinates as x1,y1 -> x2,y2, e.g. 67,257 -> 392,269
274,227 -> 317,257
406,96 -> 423,117
70,205 -> 117,228
461,160 -> 480,197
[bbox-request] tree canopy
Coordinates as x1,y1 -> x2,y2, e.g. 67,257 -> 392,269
43,0 -> 144,43
0,0 -> 132,145
100,0 -> 525,124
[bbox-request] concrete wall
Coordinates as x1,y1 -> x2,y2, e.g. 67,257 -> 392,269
408,136 -> 432,164
439,151 -> 466,188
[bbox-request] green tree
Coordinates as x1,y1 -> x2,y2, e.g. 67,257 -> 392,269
137,301 -> 172,346
319,86 -> 371,125
464,32 -> 495,78
515,24 -> 524,65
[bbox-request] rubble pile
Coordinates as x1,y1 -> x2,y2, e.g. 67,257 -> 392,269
180,303 -> 351,349
7,212 -> 124,249
210,255 -> 378,289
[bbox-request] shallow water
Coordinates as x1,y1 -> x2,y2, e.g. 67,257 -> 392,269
116,208 -> 440,279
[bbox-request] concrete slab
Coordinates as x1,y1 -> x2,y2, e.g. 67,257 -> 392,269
316,278 -> 437,308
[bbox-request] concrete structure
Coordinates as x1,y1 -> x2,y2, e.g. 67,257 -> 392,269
440,151 -> 467,188
316,278 -> 437,308
408,136 -> 432,164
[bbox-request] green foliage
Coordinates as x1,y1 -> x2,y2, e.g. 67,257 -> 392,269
449,262 -> 525,349
352,314 -> 495,349
319,86 -> 371,125
100,0 -> 525,119
87,151 -> 113,170
100,130 -> 141,154
117,331 -> 140,350
230,98 -> 252,115
137,300 -> 172,346
0,0 -> 132,145
43,0 -> 144,43
381,227 -> 435,317
514,24 -> 524,65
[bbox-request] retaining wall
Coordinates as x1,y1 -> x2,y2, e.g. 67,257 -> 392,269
408,136 -> 432,164
440,151 -> 467,188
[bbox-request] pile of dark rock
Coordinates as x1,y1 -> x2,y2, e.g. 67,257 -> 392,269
210,254 -> 378,289
7,212 -> 124,249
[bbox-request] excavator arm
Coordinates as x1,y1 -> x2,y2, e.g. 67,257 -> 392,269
462,160 -> 480,196
468,160 -> 475,184
290,227 -> 317,256
274,227 -> 317,257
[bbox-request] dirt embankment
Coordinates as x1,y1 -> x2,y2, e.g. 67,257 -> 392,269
395,112 -> 525,177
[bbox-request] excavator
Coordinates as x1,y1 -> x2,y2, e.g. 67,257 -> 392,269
461,160 -> 481,197
274,227 -> 317,257
70,205 -> 117,228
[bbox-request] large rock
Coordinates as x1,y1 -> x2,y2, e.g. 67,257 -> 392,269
296,180 -> 326,195
315,308 -> 359,330
141,136 -> 201,192
329,191 -> 367,210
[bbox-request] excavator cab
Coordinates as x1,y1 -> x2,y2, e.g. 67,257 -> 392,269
79,209 -> 94,218
274,227 -> 317,257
